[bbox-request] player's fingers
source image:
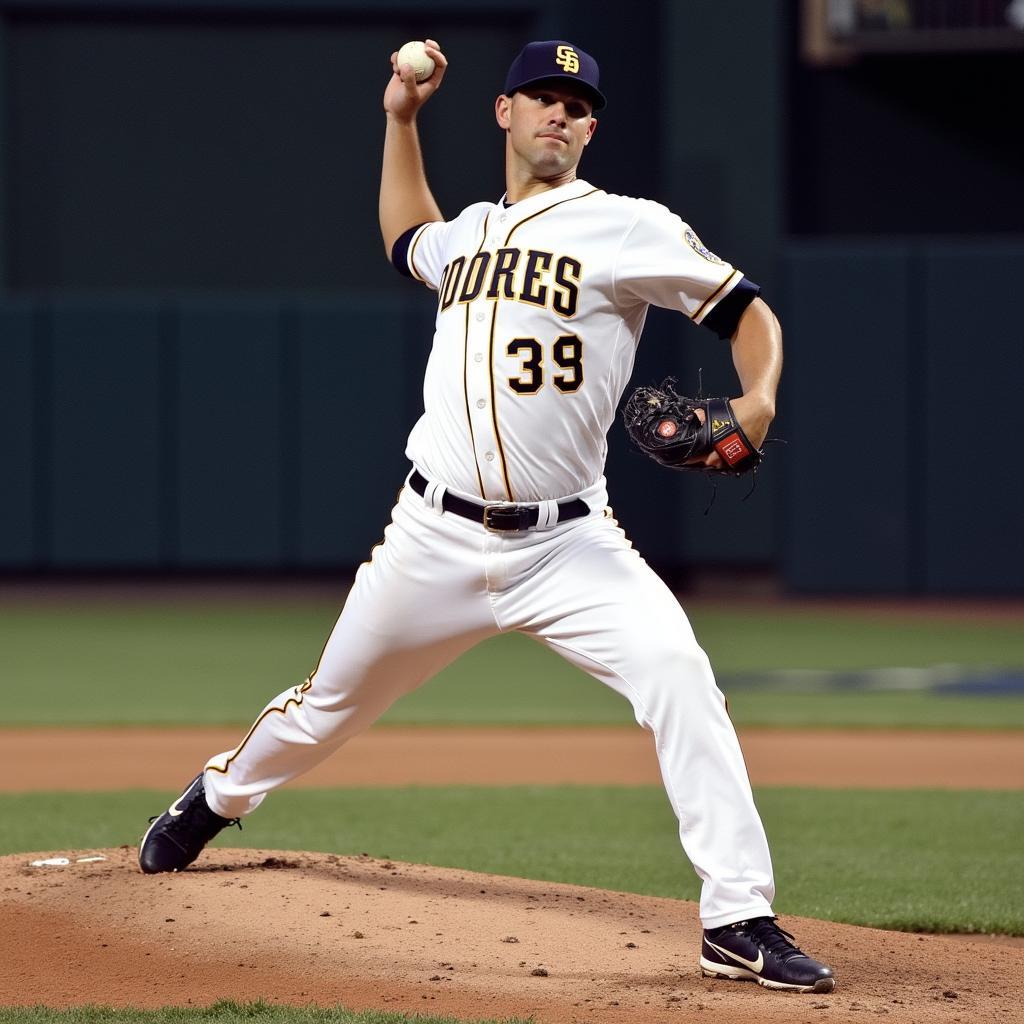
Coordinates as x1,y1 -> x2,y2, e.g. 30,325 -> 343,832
423,55 -> 447,90
398,62 -> 419,93
428,63 -> 447,89
423,42 -> 447,72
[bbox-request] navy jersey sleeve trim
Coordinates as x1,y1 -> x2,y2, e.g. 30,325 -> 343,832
701,275 -> 761,340
390,223 -> 428,278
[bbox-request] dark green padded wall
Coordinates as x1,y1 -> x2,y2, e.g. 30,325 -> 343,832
4,17 -> 514,290
293,299 -> 423,566
49,303 -> 163,566
175,303 -> 284,566
3,3 -> 1020,592
782,244 -> 915,591
923,246 -> 1024,593
782,242 -> 1024,594
0,301 -> 34,564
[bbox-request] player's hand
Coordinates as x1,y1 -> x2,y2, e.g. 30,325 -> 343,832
688,392 -> 774,470
383,39 -> 447,123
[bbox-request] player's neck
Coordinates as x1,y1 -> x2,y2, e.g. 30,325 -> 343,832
504,165 -> 579,204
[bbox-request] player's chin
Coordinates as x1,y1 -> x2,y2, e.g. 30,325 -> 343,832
531,149 -> 576,176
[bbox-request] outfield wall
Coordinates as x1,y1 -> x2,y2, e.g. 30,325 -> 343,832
1,1 -> 1020,592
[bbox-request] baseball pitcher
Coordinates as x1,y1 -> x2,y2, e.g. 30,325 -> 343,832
139,38 -> 835,995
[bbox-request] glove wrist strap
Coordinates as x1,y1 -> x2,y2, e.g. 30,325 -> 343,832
707,397 -> 759,473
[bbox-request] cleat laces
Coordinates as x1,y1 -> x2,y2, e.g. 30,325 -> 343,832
149,799 -> 241,837
745,918 -> 807,963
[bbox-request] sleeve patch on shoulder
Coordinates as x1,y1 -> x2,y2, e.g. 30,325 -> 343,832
684,228 -> 725,265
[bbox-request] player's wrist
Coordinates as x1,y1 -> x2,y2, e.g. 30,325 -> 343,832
385,109 -> 419,127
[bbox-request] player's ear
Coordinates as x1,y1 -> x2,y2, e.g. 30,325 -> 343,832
583,117 -> 598,145
495,93 -> 512,130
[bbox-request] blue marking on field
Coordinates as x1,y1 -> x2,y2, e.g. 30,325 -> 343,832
721,668 -> 1024,695
933,672 -> 1024,696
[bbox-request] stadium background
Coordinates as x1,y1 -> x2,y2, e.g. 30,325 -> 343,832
1,0 -> 1021,593
0,5 -> 1022,1019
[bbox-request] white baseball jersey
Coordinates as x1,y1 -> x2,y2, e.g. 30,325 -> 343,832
398,178 -> 755,502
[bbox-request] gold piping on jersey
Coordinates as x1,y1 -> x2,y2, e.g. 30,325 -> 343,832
206,619 -> 338,776
503,187 -> 601,246
480,187 -> 600,502
463,212 -> 492,498
408,224 -> 430,284
462,302 -> 486,498
488,302 -> 515,500
692,268 -> 740,324
206,676 -> 314,776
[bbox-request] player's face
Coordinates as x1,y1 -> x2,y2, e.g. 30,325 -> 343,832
497,86 -> 597,179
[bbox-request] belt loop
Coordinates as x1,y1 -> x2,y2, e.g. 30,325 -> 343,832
423,480 -> 447,515
535,499 -> 559,530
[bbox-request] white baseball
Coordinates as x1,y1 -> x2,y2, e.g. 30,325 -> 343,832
397,40 -> 435,83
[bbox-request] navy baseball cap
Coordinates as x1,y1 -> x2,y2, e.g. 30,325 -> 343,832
503,40 -> 606,111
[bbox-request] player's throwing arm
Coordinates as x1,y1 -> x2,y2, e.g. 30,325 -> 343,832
380,40 -> 448,256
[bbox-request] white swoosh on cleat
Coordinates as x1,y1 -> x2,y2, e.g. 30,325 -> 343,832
705,938 -> 764,973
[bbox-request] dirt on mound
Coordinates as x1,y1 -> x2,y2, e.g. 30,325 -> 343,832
2,848 -> 1021,1023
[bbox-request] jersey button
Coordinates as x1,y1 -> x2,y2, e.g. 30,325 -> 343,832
475,312 -> 485,322
485,451 -> 495,461
476,399 -> 486,409
474,353 -> 483,363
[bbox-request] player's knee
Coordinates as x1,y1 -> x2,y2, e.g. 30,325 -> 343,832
629,643 -> 717,713
641,639 -> 712,682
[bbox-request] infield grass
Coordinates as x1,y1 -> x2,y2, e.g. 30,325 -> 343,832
1,598 -> 1023,728
3,786 -> 1021,935
0,1004 -> 530,1024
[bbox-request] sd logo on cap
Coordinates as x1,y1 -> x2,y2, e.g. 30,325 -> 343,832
503,40 -> 607,110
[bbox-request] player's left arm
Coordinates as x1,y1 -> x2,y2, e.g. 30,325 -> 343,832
726,296 -> 782,452
691,296 -> 782,469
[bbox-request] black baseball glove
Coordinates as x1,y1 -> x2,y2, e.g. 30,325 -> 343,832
621,377 -> 763,474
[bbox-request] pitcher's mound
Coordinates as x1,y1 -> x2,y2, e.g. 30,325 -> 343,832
1,847 -> 1019,1023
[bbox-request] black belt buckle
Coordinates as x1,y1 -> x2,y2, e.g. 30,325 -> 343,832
482,503 -> 533,532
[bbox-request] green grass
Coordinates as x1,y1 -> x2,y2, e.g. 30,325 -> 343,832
0,1004 -> 530,1024
4,786 -> 1022,935
1,598 -> 1023,728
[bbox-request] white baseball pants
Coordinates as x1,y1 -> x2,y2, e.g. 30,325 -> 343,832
203,474 -> 775,927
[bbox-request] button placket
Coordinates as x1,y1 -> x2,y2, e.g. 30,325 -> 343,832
466,298 -> 505,496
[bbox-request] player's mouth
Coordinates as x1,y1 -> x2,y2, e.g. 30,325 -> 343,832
537,132 -> 568,143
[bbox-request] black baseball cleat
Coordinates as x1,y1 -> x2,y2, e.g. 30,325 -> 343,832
700,916 -> 836,993
138,773 -> 241,874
